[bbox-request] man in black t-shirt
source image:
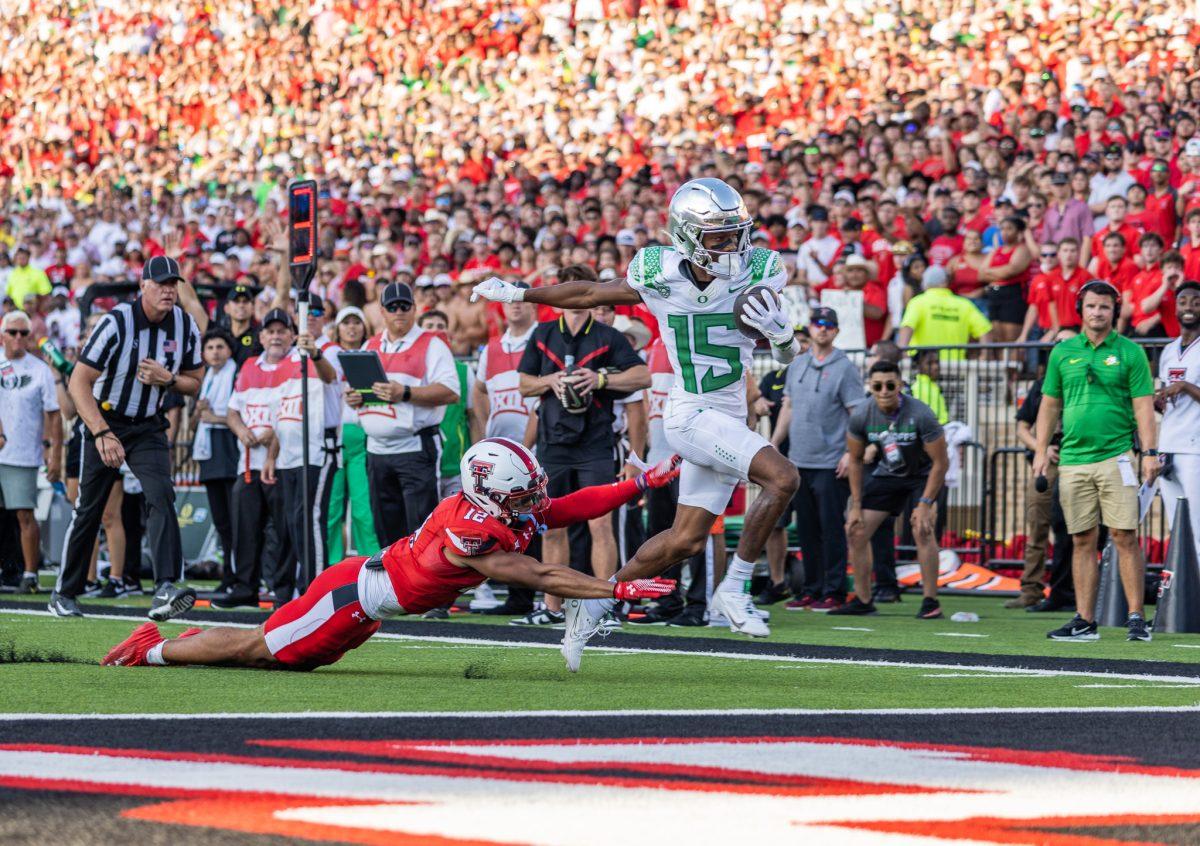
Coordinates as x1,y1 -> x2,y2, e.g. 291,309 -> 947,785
515,264 -> 650,625
832,360 -> 948,619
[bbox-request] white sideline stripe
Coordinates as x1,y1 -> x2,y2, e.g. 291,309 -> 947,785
6,705 -> 1200,721
5,607 -> 1200,685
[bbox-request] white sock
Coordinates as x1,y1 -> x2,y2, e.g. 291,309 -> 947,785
723,554 -> 755,584
583,576 -> 618,618
146,642 -> 168,665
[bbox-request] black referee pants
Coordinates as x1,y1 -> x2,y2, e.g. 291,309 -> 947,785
57,417 -> 181,599
230,470 -> 291,600
367,432 -> 441,547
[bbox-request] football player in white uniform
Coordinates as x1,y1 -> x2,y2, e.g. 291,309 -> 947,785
474,178 -> 801,670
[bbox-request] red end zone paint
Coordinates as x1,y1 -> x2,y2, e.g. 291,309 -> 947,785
4,736 -> 1200,845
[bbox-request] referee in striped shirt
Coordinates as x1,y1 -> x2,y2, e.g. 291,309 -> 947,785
49,256 -> 204,620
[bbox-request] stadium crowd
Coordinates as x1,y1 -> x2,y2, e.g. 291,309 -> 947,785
2,0 -> 1200,624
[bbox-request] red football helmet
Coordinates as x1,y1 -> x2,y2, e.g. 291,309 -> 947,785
460,437 -> 548,520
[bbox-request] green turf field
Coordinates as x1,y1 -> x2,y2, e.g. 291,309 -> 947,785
5,581 -> 1200,663
3,605 -> 1200,715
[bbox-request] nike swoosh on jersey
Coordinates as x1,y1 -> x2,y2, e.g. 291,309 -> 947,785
1068,357 -> 1084,364
727,281 -> 756,295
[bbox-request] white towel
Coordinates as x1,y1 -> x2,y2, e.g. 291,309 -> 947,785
192,359 -> 237,462
942,420 -> 973,489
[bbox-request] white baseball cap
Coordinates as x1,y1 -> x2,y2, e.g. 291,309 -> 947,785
335,306 -> 367,326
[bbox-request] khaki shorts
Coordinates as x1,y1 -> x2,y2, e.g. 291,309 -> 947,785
1058,451 -> 1139,534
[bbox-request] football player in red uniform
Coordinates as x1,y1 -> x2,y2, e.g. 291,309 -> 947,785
101,438 -> 680,671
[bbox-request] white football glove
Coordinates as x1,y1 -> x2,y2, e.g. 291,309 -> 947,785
471,276 -> 525,304
740,290 -> 792,347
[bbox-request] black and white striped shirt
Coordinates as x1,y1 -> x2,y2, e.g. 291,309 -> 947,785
78,299 -> 202,420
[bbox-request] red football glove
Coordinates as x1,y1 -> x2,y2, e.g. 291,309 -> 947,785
636,454 -> 682,491
613,578 -> 677,600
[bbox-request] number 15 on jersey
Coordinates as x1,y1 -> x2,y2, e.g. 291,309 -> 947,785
667,313 -> 743,394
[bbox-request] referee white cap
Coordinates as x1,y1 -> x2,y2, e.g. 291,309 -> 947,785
142,255 -> 184,285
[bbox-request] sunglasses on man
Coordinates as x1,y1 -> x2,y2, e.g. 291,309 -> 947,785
5,328 -> 29,337
870,380 -> 898,393
384,302 -> 413,313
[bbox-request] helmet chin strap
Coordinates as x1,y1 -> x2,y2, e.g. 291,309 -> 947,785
512,512 -> 547,534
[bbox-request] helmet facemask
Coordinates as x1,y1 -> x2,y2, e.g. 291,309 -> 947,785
496,471 -> 548,521
672,219 -> 753,279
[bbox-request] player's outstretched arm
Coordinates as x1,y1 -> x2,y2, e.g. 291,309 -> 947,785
472,275 -> 642,308
452,548 -> 675,601
543,455 -> 681,529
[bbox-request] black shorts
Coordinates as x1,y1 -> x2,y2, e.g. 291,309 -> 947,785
543,456 -> 617,499
986,283 -> 1026,325
65,430 -> 82,480
861,474 -> 928,517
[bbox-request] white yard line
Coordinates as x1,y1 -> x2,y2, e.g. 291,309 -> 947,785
6,705 -> 1200,721
4,607 -> 1200,686
922,673 -> 1036,679
1076,683 -> 1200,689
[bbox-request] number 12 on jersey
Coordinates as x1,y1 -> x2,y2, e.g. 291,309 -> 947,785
667,313 -> 742,394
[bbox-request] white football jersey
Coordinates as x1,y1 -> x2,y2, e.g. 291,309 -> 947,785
628,245 -> 788,420
1159,336 -> 1200,454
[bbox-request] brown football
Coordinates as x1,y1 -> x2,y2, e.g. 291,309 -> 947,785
733,286 -> 781,340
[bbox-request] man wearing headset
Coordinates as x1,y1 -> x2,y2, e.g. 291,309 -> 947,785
1033,280 -> 1159,643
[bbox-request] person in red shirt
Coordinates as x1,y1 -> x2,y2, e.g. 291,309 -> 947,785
842,254 -> 888,347
1145,160 -> 1180,246
101,440 -> 682,671
1124,183 -> 1155,241
44,246 -> 75,287
1019,243 -> 1062,343
1121,233 -> 1165,335
927,206 -> 965,267
1179,209 -> 1200,279
1135,250 -> 1185,339
1089,231 -> 1139,294
1049,238 -> 1090,331
460,232 -> 501,283
960,189 -> 990,233
1090,196 -> 1141,261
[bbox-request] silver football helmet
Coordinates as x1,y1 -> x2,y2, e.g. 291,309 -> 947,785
667,178 -> 754,278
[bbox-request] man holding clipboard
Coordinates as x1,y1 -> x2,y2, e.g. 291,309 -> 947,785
344,282 -> 459,545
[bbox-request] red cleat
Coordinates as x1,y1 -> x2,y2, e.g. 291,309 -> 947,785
100,621 -> 165,667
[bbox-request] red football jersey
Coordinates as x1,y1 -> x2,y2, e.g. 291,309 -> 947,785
377,477 -> 643,615
380,494 -> 533,615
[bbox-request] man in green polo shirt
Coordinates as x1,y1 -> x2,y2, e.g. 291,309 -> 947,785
1033,280 -> 1158,643
897,266 -> 992,361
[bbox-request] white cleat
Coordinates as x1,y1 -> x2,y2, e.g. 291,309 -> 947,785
561,598 -> 604,673
710,584 -> 771,638
468,581 -> 502,611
